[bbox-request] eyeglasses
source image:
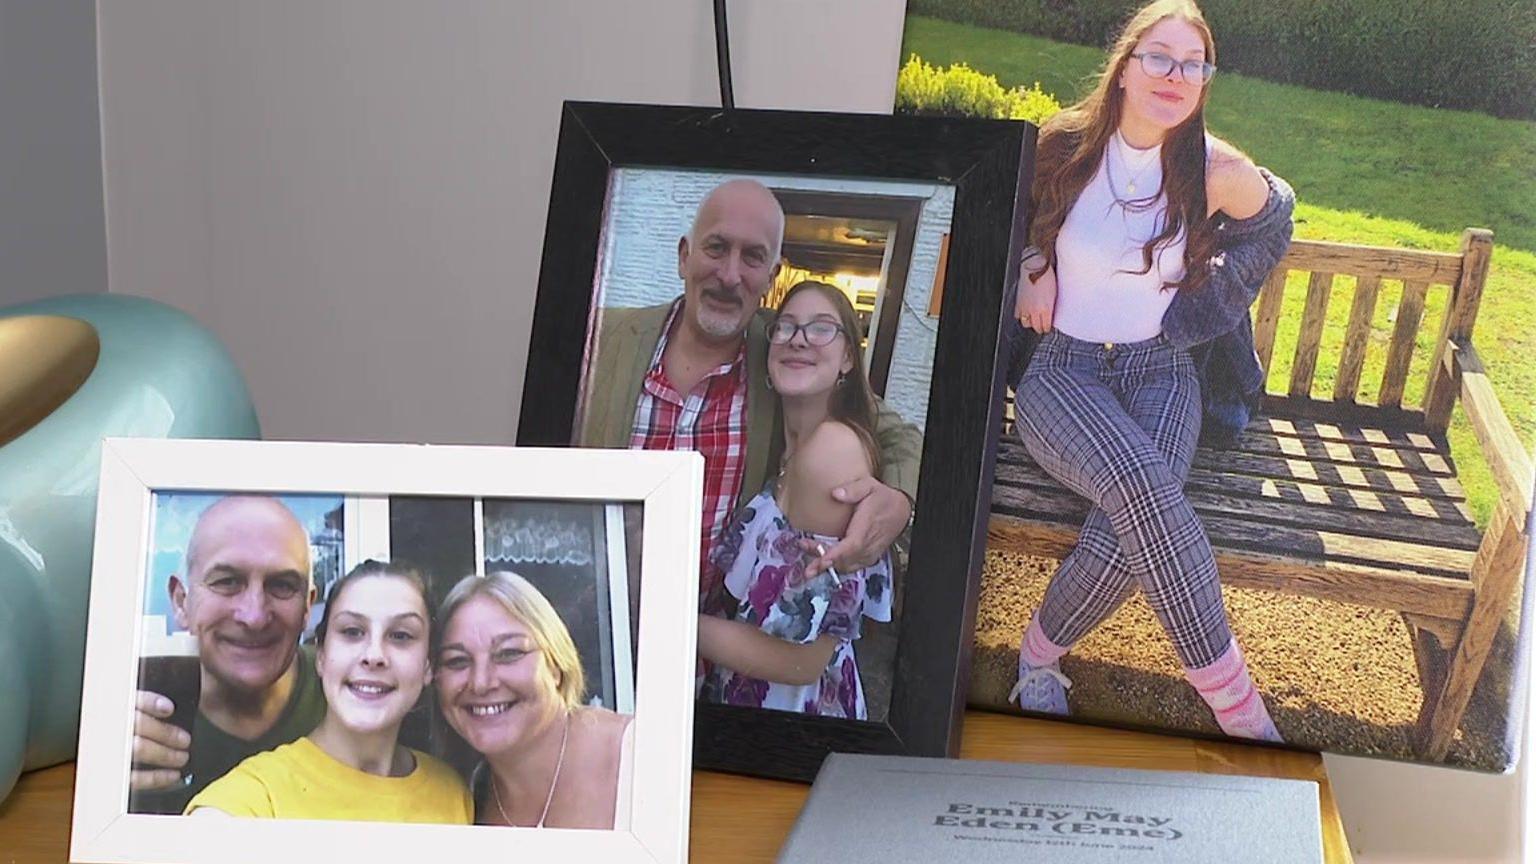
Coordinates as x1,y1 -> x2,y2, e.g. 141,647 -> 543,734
1131,51 -> 1216,85
767,318 -> 846,346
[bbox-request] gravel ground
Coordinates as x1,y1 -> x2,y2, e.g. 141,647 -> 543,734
969,549 -> 1524,771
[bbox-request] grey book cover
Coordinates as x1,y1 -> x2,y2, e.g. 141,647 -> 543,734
777,753 -> 1323,863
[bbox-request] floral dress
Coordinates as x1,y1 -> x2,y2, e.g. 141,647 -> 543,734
702,486 -> 893,719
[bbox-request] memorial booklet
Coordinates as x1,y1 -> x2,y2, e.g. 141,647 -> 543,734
778,753 -> 1323,863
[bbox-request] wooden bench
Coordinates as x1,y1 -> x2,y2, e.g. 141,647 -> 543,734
989,228 -> 1533,759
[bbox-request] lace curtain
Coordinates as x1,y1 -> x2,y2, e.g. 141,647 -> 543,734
483,502 -> 595,566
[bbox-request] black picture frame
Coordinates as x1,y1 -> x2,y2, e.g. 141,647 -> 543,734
517,101 -> 1034,782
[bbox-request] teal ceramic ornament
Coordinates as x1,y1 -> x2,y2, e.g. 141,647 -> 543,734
0,294 -> 259,802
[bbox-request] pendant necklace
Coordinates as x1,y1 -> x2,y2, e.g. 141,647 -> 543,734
492,710 -> 571,828
1105,131 -> 1160,201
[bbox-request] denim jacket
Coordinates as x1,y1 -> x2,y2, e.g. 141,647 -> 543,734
1006,168 -> 1295,447
1163,168 -> 1295,445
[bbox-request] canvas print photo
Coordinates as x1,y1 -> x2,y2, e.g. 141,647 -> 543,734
897,0 -> 1535,769
126,490 -> 641,827
574,168 -> 956,724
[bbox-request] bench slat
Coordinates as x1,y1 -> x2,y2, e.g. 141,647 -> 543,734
1251,412 -> 1440,452
1453,341 -> 1535,527
1333,274 -> 1381,403
988,518 -> 1475,620
1423,229 -> 1495,432
997,404 -> 1442,454
1191,450 -> 1466,501
1289,271 -> 1335,398
1258,394 -> 1429,431
1253,267 -> 1289,373
994,461 -> 1481,552
1379,280 -> 1430,408
1278,239 -> 1463,285
1221,428 -> 1455,477
991,481 -> 1477,580
997,436 -> 1467,501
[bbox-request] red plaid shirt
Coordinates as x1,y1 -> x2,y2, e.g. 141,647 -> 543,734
629,301 -> 748,605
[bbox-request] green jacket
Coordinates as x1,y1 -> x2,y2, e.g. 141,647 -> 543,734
579,302 -> 922,511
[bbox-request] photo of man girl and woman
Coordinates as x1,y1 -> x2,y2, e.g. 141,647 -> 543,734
127,491 -> 639,829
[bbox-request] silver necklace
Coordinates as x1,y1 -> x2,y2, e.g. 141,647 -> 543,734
1104,132 -> 1159,199
492,710 -> 571,828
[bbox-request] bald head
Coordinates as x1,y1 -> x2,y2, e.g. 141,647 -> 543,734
677,179 -> 786,343
688,179 -> 785,262
186,496 -> 311,581
172,495 -> 315,699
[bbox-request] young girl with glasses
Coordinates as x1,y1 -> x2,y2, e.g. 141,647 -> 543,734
1009,0 -> 1294,741
696,280 -> 894,719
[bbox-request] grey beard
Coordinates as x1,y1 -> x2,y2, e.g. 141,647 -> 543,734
696,308 -> 746,340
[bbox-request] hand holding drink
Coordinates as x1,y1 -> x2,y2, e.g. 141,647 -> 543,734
131,654 -> 200,793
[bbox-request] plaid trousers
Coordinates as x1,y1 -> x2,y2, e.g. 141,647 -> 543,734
1014,330 -> 1233,669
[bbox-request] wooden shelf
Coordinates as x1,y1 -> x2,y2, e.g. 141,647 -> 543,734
0,711 -> 1350,862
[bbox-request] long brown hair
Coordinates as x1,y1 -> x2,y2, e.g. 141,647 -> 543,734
774,280 -> 881,475
1029,0 -> 1218,293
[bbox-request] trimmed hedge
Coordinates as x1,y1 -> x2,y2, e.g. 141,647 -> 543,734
894,55 -> 1063,123
906,0 -> 1536,120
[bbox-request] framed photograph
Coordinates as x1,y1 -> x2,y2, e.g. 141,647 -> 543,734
517,102 -> 1034,780
898,4 -> 1535,773
71,438 -> 700,863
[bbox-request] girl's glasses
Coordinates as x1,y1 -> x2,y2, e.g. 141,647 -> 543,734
768,319 -> 846,346
1131,51 -> 1216,85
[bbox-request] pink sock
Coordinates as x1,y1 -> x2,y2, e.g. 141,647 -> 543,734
1019,616 -> 1070,670
1185,640 -> 1283,743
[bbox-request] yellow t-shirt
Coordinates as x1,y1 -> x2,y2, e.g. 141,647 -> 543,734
184,736 -> 472,824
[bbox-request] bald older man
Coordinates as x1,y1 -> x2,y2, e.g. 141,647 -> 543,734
128,496 -> 326,814
581,179 -> 922,610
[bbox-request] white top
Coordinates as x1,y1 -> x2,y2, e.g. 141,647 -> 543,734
1053,131 -> 1187,343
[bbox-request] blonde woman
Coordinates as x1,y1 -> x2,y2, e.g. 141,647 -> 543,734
434,571 -> 633,829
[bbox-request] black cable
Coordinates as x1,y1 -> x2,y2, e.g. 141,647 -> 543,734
713,0 -> 734,110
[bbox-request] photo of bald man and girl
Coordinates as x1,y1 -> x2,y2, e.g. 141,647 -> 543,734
575,169 -> 957,725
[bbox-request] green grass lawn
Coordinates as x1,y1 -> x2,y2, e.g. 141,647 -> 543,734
904,16 -> 1536,527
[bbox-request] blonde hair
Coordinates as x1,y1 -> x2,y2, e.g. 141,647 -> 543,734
436,571 -> 586,710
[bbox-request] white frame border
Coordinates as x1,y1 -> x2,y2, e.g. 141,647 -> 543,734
72,438 -> 701,864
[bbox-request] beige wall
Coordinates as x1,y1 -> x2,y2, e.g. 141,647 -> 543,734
96,0 -> 902,444
92,2 -> 1525,861
0,0 -> 106,308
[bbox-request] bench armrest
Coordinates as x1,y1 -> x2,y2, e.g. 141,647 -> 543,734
1449,337 -> 1533,528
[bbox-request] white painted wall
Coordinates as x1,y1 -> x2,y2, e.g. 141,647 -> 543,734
1327,746 -> 1524,862
90,1 -> 1526,860
0,0 -> 106,307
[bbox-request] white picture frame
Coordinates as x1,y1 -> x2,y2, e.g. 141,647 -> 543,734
71,438 -> 701,864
